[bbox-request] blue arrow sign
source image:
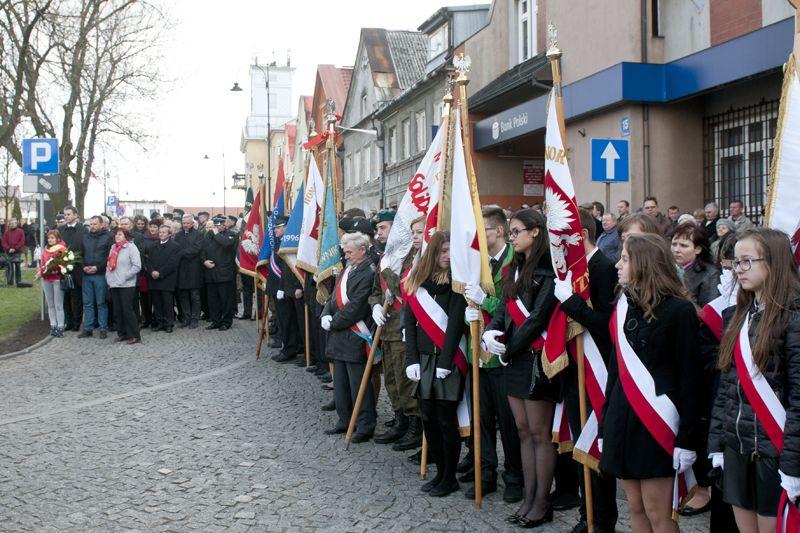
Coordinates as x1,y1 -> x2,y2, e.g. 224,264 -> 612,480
591,139 -> 629,182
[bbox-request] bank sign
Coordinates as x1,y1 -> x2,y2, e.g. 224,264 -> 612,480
476,97 -> 547,148
492,112 -> 529,141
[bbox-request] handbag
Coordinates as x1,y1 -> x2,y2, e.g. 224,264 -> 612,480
60,273 -> 75,291
528,348 -> 553,399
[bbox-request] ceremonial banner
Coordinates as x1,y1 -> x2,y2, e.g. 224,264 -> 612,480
381,125 -> 445,277
257,162 -> 286,281
278,183 -> 305,283
542,88 -> 590,377
297,157 -> 325,274
315,159 -> 342,304
238,187 -> 263,277
766,53 -> 800,265
244,186 -> 254,214
449,110 -> 494,296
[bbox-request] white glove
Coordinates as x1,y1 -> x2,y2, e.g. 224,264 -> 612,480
276,290 -> 285,300
672,447 -> 697,474
321,315 -> 332,331
482,330 -> 506,357
435,368 -> 451,379
405,363 -> 420,381
709,452 -> 724,470
372,304 -> 386,327
465,307 -> 481,322
465,283 -> 486,306
780,470 -> 800,501
554,271 -> 574,303
598,438 -> 603,453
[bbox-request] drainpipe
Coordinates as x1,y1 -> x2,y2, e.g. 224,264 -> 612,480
641,0 -> 652,198
373,118 -> 386,209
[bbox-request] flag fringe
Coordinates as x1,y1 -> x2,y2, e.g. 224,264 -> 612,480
571,447 -> 600,473
542,350 -> 569,378
459,425 -> 471,438
552,434 -> 574,454
765,53 -> 796,226
296,260 -> 317,275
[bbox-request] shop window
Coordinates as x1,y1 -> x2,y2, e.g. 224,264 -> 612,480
703,100 -> 779,224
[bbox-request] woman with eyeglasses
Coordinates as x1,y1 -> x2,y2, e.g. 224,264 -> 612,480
708,228 -> 800,532
482,209 -> 559,528
600,233 -> 702,533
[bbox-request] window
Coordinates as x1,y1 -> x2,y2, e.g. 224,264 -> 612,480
388,127 -> 397,163
428,23 -> 448,60
415,111 -> 426,152
402,119 -> 411,159
517,0 -> 538,63
651,0 -> 663,37
345,155 -> 353,189
353,150 -> 361,187
362,147 -> 370,182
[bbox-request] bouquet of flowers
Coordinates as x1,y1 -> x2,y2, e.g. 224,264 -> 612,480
43,249 -> 80,277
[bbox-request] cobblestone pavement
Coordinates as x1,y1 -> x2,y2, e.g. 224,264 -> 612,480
0,323 -> 710,532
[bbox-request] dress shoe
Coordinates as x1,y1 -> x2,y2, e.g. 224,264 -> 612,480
218,325 -> 230,331
465,481 -> 497,499
268,338 -> 282,348
188,320 -> 198,329
503,483 -> 524,503
177,321 -> 189,328
151,324 -> 161,331
408,450 -> 422,464
273,353 -> 295,363
374,414 -> 408,444
163,326 -> 173,333
319,373 -> 333,384
115,336 -> 127,342
384,411 -> 401,428
458,470 -> 474,483
323,427 -> 345,435
351,432 -> 372,444
392,416 -> 423,451
421,477 -> 442,493
429,480 -> 459,497
551,491 -> 581,511
98,330 -> 108,339
568,520 -> 588,533
293,357 -> 306,367
456,455 -> 474,474
206,323 -> 220,330
314,366 -> 328,376
305,365 -> 318,373
321,399 -> 336,411
77,330 -> 93,338
127,338 -> 142,345
518,507 -> 553,528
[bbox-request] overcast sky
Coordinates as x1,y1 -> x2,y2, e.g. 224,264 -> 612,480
85,0 -> 474,214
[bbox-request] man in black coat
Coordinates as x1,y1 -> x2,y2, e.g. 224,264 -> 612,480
202,217 -> 238,330
146,225 -> 181,332
553,209 -> 618,533
60,206 -> 85,331
271,217 -> 306,363
174,214 -> 204,329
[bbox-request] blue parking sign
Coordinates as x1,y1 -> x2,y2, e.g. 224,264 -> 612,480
22,138 -> 59,175
591,139 -> 629,182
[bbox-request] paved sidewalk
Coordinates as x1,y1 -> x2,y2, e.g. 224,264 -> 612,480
0,324 -> 709,531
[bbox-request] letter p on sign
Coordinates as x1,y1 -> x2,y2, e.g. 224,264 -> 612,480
22,138 -> 59,175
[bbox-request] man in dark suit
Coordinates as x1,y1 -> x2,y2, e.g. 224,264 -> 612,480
553,209 -> 619,533
60,206 -> 85,331
271,216 -> 305,363
146,225 -> 181,332
202,216 -> 238,330
174,214 -> 204,329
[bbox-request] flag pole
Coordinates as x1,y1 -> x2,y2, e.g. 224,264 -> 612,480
547,23 -> 594,533
454,54 -> 485,510
435,89 -> 454,232
345,301 -> 390,449
304,303 -> 311,368
420,434 -> 428,479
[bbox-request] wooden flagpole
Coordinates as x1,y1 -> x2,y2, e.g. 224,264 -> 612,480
420,434 -> 428,479
547,23 -> 594,533
345,301 -> 390,449
304,303 -> 311,367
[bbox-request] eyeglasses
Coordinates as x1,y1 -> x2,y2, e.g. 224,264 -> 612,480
733,258 -> 765,271
509,228 -> 530,238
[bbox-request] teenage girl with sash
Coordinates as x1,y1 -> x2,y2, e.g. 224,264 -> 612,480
708,228 -> 800,533
403,231 -> 467,497
600,233 -> 702,533
483,209 -> 560,528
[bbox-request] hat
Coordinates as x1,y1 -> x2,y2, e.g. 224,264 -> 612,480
338,216 -> 373,236
717,218 -> 736,232
55,214 -> 65,221
373,210 -> 395,226
227,215 -> 238,223
274,214 -> 289,227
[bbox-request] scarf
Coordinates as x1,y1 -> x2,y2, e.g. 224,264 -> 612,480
107,241 -> 126,272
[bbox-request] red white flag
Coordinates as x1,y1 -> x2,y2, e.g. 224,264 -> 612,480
296,157 -> 325,274
542,88 -> 591,377
237,188 -> 262,277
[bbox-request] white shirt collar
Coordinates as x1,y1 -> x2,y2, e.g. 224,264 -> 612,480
586,247 -> 598,262
491,244 -> 508,262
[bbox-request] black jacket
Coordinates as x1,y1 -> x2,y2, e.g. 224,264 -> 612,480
404,278 -> 468,371
323,259 -> 375,364
202,229 -> 238,283
81,230 -> 112,275
277,251 -> 302,294
708,297 -> 800,476
145,239 -> 181,291
684,260 -> 720,307
487,256 -> 557,363
174,228 -> 204,289
599,294 -> 702,479
61,223 -> 86,283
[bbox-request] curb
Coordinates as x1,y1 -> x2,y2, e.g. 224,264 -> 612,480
0,334 -> 54,362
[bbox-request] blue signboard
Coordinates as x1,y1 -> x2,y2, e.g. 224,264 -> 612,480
621,116 -> 631,137
591,139 -> 629,182
22,138 -> 59,175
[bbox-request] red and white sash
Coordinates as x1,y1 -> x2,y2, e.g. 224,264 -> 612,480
403,282 -> 471,435
733,314 -> 800,529
378,266 -> 408,314
335,265 -> 380,364
552,400 -> 573,453
611,296 -> 697,518
700,294 -> 728,342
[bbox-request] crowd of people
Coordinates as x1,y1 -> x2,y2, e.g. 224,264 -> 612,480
272,196 -> 798,533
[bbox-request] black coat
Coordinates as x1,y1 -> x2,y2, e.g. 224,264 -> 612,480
599,294 -> 702,479
277,251 -> 302,293
61,223 -> 85,284
323,259 -> 375,364
174,228 -> 204,289
145,239 -> 181,291
81,230 -> 112,275
201,229 -> 238,283
404,278 -> 468,372
683,260 -> 720,307
708,297 -> 800,476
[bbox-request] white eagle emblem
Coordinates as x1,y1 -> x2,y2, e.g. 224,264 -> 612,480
241,224 -> 261,256
545,187 -> 580,274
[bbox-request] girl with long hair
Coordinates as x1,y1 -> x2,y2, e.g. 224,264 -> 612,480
671,222 -> 720,307
35,229 -> 68,337
482,209 -> 559,527
600,233 -> 702,533
403,231 -> 467,497
708,228 -> 800,533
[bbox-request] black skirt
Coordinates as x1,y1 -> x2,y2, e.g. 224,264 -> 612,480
722,446 -> 782,517
414,352 -> 464,402
503,349 -> 560,402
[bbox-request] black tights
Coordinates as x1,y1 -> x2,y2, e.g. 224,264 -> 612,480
508,396 -> 556,521
419,398 -> 461,486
